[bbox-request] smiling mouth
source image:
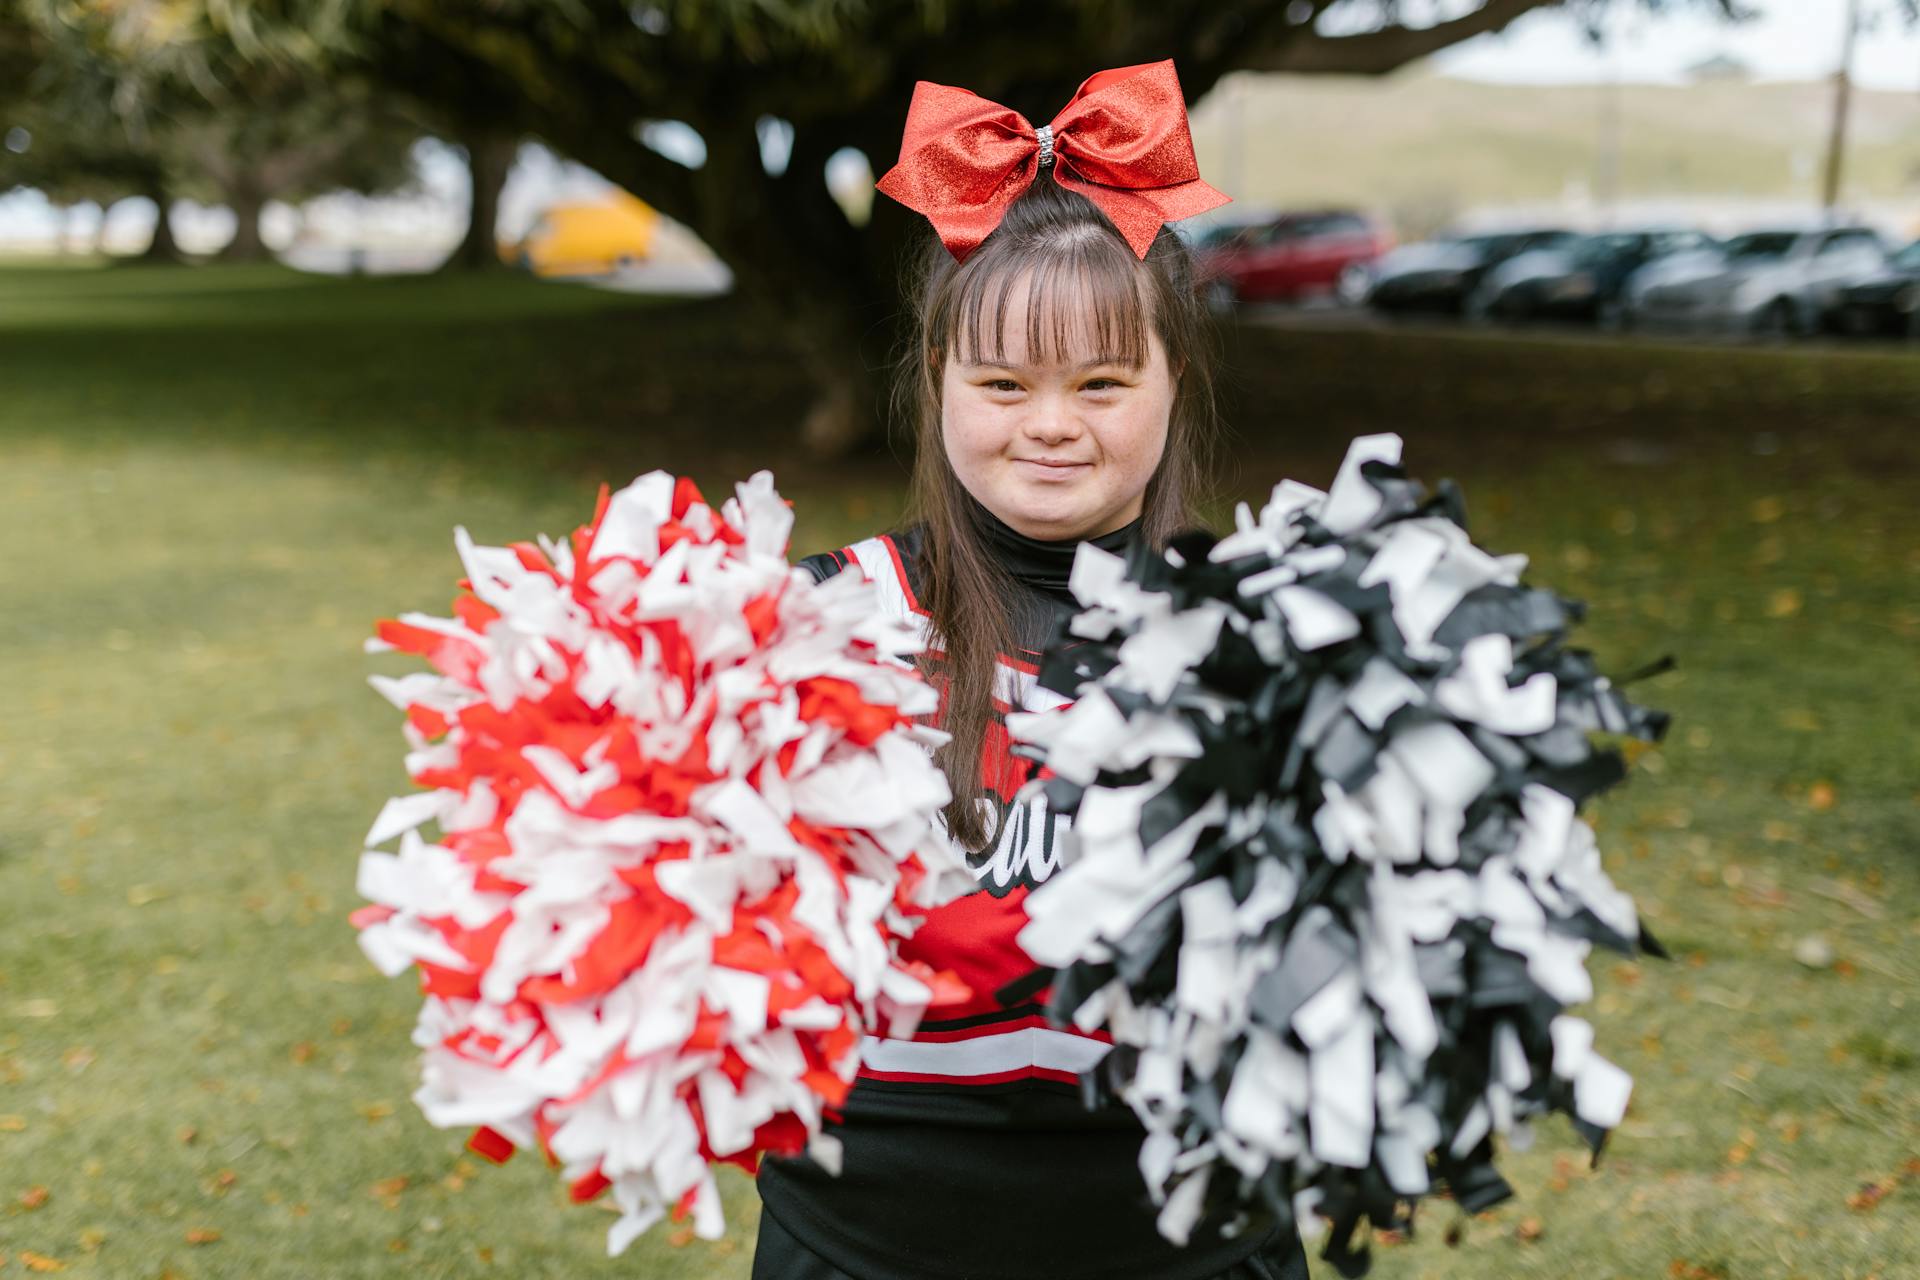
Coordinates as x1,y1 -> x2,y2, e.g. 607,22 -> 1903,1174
1013,458 -> 1091,470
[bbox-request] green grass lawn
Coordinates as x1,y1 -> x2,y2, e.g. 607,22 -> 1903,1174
0,263 -> 1914,1279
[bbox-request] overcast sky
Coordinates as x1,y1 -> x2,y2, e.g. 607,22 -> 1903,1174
1432,0 -> 1920,91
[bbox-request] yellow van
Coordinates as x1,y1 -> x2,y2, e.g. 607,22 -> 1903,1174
502,191 -> 660,276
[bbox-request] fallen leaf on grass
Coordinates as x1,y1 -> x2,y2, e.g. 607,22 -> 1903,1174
20,1254 -> 67,1273
1766,588 -> 1803,619
185,1227 -> 221,1244
1735,883 -> 1790,909
77,1229 -> 105,1254
1847,1176 -> 1901,1213
19,1185 -> 48,1209
0,1115 -> 25,1132
668,1227 -> 695,1247
176,1126 -> 197,1145
1807,781 -> 1835,811
1668,1262 -> 1727,1280
357,1101 -> 394,1123
1515,1218 -> 1543,1242
370,1176 -> 409,1198
1725,1130 -> 1755,1166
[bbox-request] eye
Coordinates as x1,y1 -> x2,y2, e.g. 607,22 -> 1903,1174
986,379 -> 1022,393
1082,377 -> 1122,392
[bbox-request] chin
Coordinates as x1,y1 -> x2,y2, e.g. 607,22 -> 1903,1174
999,496 -> 1105,540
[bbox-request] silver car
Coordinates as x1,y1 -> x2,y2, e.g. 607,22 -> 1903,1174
1622,227 -> 1889,336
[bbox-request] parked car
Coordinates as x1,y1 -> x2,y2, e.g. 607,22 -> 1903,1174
1466,228 -> 1717,325
502,191 -> 660,277
1199,210 -> 1391,308
1184,211 -> 1278,253
1831,240 -> 1920,338
1363,229 -> 1578,315
1621,226 -> 1889,335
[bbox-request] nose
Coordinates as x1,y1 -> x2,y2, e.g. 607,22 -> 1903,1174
1021,389 -> 1083,446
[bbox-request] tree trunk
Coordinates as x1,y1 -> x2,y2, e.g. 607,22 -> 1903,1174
787,308 -> 892,456
690,130 -> 915,458
139,178 -> 182,264
219,183 -> 271,262
444,130 -> 517,271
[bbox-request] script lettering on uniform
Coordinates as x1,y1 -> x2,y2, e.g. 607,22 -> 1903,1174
969,789 -> 1066,894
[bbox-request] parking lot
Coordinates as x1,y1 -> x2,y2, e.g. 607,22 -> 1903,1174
1231,297 -> 1920,355
1198,216 -> 1920,352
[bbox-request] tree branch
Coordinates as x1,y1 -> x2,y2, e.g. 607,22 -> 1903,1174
1251,0 -> 1567,76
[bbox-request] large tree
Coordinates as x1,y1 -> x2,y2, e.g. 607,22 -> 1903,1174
0,1 -> 191,259
28,1 -> 1753,443
169,71 -> 421,261
335,0 -> 1745,452
5,1 -> 419,262
342,18 -> 544,272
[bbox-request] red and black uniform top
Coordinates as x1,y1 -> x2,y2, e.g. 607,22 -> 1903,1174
754,511 -> 1292,1280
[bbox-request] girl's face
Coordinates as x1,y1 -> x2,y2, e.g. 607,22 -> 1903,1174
940,274 -> 1175,542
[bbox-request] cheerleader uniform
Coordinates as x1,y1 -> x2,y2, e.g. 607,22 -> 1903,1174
753,509 -> 1310,1280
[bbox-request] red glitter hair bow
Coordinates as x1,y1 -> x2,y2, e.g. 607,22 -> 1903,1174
875,59 -> 1231,263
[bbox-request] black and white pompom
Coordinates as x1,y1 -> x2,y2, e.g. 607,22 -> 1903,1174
1007,434 -> 1668,1276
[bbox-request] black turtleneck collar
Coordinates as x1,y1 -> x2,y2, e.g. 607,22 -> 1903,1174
971,498 -> 1144,601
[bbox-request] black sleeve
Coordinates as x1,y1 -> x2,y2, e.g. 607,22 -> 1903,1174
795,548 -> 852,584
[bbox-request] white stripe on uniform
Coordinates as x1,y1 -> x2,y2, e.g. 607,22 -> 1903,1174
859,1026 -> 1112,1077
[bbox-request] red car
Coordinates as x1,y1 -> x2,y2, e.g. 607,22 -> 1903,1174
1198,210 -> 1392,308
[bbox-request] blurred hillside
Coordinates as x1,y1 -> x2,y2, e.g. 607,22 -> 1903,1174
1191,70 -> 1920,234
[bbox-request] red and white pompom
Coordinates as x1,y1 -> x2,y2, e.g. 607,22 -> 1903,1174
351,471 -> 973,1254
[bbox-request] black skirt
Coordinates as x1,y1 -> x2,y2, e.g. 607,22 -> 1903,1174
751,1204 -> 1311,1280
754,1111 -> 1311,1280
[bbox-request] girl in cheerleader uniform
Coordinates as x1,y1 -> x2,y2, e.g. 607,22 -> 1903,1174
754,60 -> 1312,1280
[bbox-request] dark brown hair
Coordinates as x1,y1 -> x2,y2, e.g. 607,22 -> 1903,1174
896,175 -> 1221,850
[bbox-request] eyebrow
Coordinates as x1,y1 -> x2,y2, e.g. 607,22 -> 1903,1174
960,356 -> 1135,372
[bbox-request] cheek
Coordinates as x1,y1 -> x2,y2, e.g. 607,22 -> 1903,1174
940,388 -> 1005,488
1100,392 -> 1173,479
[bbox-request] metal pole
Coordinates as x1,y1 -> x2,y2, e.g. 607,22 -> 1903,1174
1821,0 -> 1862,219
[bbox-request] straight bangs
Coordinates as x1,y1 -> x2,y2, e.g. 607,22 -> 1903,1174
943,235 -> 1152,372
